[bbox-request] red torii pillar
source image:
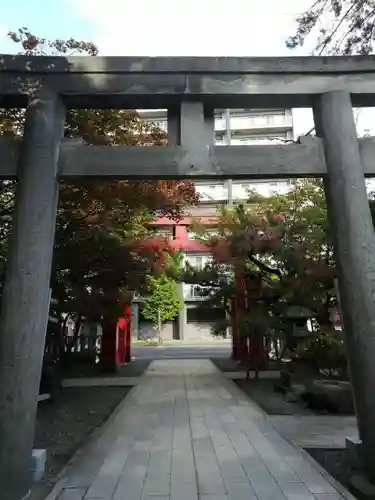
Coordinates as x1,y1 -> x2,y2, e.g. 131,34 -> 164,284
117,305 -> 132,364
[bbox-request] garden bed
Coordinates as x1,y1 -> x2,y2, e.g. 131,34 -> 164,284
34,386 -> 130,479
212,357 -> 354,416
234,378 -> 314,415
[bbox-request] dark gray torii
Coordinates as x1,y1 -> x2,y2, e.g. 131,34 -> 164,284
1,55 -> 375,499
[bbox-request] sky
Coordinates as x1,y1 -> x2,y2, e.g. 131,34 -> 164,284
0,0 -> 374,136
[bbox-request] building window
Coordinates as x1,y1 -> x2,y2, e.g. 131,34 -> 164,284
188,231 -> 202,240
186,255 -> 210,269
151,227 -> 176,239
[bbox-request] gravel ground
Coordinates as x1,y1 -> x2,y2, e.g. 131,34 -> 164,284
234,378 -> 314,415
34,386 -> 130,478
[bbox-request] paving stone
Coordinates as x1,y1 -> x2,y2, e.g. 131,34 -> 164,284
170,494 -> 197,500
113,474 -> 145,499
85,474 -> 119,498
250,474 -> 287,500
199,496 -> 229,500
170,480 -> 197,497
314,495 -> 344,499
197,474 -> 227,495
57,489 -> 87,500
280,482 -> 316,500
291,463 -> 338,494
142,496 -> 170,500
142,476 -> 170,496
85,448 -> 130,498
225,481 -> 258,499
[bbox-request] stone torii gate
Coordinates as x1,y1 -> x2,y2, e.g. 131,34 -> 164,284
1,55 -> 375,499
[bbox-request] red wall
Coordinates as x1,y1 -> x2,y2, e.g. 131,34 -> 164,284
154,215 -> 219,253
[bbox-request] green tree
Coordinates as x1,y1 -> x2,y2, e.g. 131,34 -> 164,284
185,179 -> 335,354
141,272 -> 183,343
287,0 -> 375,55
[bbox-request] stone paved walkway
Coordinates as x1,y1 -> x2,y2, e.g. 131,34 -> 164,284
54,360 -> 353,500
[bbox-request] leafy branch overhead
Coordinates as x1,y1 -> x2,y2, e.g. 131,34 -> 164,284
0,28 -> 199,321
288,0 -> 375,55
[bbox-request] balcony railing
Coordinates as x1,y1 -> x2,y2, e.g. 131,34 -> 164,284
230,114 -> 293,131
184,284 -> 211,300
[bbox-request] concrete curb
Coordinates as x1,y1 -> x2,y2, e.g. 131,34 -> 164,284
62,376 -> 139,387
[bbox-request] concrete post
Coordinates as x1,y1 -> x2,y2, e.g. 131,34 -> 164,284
224,108 -> 232,145
167,106 -> 180,146
314,90 -> 375,483
131,302 -> 139,339
0,90 -> 65,500
167,103 -> 214,147
168,103 -> 214,343
178,303 -> 187,341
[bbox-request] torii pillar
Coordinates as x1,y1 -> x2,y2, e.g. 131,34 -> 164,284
315,90 -> 375,483
0,90 -> 65,500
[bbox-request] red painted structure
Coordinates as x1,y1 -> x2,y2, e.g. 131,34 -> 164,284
117,305 -> 132,364
99,305 -> 132,372
155,214 -> 266,365
154,215 -> 218,253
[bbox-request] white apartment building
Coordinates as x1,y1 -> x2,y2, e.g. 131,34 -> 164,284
138,108 -> 294,203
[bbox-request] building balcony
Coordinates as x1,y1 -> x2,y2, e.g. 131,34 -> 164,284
195,184 -> 228,202
214,118 -> 226,131
229,114 -> 293,133
183,284 -> 210,301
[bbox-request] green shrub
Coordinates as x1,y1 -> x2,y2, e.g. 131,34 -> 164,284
295,327 -> 347,378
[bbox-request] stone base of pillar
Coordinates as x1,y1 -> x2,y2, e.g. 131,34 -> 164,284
31,449 -> 46,482
346,437 -> 363,470
349,473 -> 375,499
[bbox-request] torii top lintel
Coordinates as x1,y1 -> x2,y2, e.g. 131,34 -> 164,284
1,54 -> 375,109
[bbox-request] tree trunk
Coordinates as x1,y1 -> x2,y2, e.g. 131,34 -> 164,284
248,336 -> 265,380
157,309 -> 163,345
100,318 -> 118,374
238,336 -> 248,363
67,314 -> 82,355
